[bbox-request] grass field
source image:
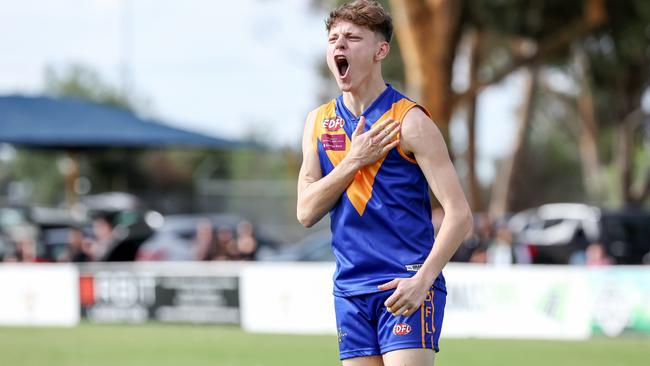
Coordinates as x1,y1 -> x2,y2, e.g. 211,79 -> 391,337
1,324 -> 648,366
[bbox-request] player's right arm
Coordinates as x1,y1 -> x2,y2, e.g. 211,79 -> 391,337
296,111 -> 399,227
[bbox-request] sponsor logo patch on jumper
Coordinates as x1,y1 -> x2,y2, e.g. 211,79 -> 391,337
321,134 -> 346,151
405,264 -> 423,272
392,323 -> 412,336
322,116 -> 345,132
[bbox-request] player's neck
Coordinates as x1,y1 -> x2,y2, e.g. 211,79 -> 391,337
342,77 -> 387,118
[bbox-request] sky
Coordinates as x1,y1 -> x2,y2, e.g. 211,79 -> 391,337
0,0 -> 526,183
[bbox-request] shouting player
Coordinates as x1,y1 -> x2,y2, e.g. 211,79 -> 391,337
297,1 -> 472,365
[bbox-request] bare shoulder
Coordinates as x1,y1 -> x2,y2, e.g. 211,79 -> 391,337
301,107 -> 321,144
299,106 -> 324,184
307,106 -> 321,120
303,101 -> 332,135
304,107 -> 319,130
400,106 -> 446,156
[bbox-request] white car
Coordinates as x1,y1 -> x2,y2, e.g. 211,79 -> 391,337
508,203 -> 650,264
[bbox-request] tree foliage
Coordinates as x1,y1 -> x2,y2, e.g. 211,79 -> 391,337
43,64 -> 144,113
315,0 -> 650,210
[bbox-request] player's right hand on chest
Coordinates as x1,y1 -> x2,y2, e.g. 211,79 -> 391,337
347,116 -> 401,168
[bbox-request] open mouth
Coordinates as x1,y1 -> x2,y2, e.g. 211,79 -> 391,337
335,55 -> 349,78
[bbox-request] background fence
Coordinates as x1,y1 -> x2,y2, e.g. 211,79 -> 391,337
3,262 -> 649,340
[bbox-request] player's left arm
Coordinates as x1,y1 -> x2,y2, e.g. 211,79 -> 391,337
379,107 -> 473,317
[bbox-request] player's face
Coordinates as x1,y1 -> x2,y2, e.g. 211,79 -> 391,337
327,21 -> 386,92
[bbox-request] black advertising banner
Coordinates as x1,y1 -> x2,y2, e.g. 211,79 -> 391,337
154,276 -> 239,323
80,271 -> 240,324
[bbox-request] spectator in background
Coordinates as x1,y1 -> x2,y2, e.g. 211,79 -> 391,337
569,246 -> 586,265
487,224 -> 514,266
585,242 -> 613,266
570,242 -> 612,266
11,229 -> 38,262
476,212 -> 495,247
193,218 -> 215,261
61,227 -> 92,262
2,225 -> 37,262
213,225 -> 238,260
235,220 -> 257,261
89,216 -> 115,261
453,212 -> 494,264
451,225 -> 480,262
469,244 -> 488,264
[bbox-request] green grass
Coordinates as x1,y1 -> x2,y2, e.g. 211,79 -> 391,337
0,324 -> 648,366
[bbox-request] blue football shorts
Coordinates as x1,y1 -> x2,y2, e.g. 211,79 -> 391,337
334,283 -> 447,360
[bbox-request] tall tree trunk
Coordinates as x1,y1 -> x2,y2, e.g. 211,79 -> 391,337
633,170 -> 650,206
389,0 -> 463,141
489,67 -> 538,217
617,118 -> 634,205
466,29 -> 482,211
617,108 -> 647,207
389,0 -> 607,214
575,48 -> 604,200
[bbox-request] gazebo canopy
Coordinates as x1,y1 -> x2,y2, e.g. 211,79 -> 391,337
0,95 -> 242,149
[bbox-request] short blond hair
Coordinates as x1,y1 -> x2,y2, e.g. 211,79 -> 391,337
325,0 -> 393,42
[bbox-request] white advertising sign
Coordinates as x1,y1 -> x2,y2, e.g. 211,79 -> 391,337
240,263 -> 594,340
585,267 -> 650,337
442,264 -> 591,340
0,264 -> 79,326
240,263 -> 336,334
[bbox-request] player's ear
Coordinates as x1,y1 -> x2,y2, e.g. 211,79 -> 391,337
375,41 -> 389,62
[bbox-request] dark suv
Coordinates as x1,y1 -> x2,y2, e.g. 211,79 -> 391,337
508,203 -> 650,264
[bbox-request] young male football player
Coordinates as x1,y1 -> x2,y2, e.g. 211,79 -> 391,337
297,1 -> 472,365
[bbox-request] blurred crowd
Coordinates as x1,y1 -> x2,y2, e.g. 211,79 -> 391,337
447,209 -> 619,266
164,218 -> 259,262
1,199 -> 648,265
0,203 -> 263,263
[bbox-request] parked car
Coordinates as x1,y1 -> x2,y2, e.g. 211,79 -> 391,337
135,213 -> 280,261
258,229 -> 334,262
0,205 -> 31,260
31,206 -> 87,261
0,204 -> 85,262
80,192 -> 160,261
1,193 -> 162,262
508,203 -> 650,264
598,209 -> 650,264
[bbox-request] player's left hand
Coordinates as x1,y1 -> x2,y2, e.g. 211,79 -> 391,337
378,276 -> 430,317
379,277 -> 431,316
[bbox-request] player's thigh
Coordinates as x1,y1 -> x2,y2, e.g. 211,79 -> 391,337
382,348 -> 435,366
343,355 -> 384,366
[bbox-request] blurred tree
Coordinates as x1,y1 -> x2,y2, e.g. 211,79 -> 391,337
581,0 -> 650,207
44,64 -> 147,113
315,0 -> 610,213
507,81 -> 587,211
489,66 -> 539,215
42,64 -> 152,206
538,1 -> 650,208
8,64 -> 233,213
390,0 -> 607,136
9,151 -> 65,205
